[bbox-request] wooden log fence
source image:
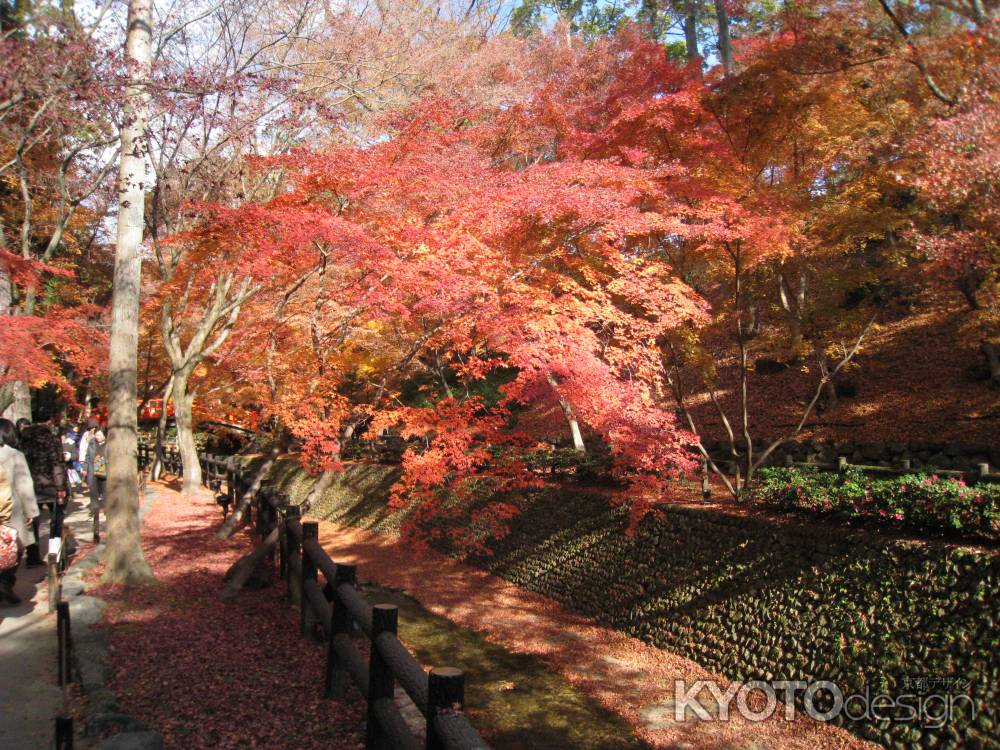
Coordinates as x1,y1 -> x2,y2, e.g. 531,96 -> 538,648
47,539 -> 69,613
204,452 -> 489,750
54,581 -> 75,748
137,441 -> 183,476
56,600 -> 72,687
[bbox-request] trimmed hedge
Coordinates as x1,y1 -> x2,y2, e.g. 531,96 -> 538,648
750,466 -> 1000,541
263,460 -> 1000,750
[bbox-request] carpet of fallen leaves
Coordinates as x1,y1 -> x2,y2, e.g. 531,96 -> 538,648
89,484 -> 365,750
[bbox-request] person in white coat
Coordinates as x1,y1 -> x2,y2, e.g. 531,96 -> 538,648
0,418 -> 39,604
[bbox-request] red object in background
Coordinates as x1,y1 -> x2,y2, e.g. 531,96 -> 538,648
89,398 -> 173,426
139,398 -> 173,422
90,398 -> 256,431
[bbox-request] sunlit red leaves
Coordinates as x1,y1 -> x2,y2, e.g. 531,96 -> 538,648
0,310 -> 106,405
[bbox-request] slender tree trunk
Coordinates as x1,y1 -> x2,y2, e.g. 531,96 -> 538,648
301,468 -> 338,514
0,381 -> 30,422
684,0 -> 700,61
102,0 -> 154,585
547,373 -> 586,453
981,342 -> 1000,388
151,375 -> 172,481
565,407 -> 586,453
713,0 -> 734,75
171,372 -> 202,493
640,0 -> 659,38
81,386 -> 93,421
217,446 -> 280,539
0,261 -> 31,422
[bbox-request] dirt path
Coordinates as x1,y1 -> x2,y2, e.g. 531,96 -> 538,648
0,493 -> 97,750
311,518 -> 878,750
90,484 -> 366,750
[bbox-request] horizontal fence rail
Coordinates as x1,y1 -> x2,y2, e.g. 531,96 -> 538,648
204,453 -> 490,750
137,442 -> 182,476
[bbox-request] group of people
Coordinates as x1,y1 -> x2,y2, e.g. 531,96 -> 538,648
0,411 -> 108,605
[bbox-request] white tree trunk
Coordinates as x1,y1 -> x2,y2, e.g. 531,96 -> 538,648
0,266 -> 31,422
547,373 -> 586,453
0,381 -> 30,422
103,0 -> 154,585
172,372 -> 202,493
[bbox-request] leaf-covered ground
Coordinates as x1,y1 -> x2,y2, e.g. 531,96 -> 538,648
88,484 -> 366,749
688,294 -> 1000,445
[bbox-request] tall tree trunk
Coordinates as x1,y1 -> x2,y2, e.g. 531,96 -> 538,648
640,0 -> 659,38
684,0 -> 700,61
0,266 -> 31,422
713,0 -> 734,75
981,342 -> 1000,389
172,372 -> 202,493
103,0 -> 154,585
0,381 -> 30,422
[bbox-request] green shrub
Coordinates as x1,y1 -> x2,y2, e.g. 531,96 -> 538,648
750,467 -> 1000,539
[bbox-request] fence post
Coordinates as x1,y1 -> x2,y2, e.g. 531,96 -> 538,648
92,507 -> 99,544
277,495 -> 286,578
47,551 -> 60,613
55,715 -> 73,750
365,604 -> 398,750
427,667 -> 465,750
979,462 -> 990,480
701,459 -> 711,504
300,522 -> 319,638
199,452 -> 207,487
57,601 -> 71,686
227,461 -> 237,506
275,494 -> 289,570
255,482 -> 271,538
325,563 -> 357,698
285,506 -> 301,603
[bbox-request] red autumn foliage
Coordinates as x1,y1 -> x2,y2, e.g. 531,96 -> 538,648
168,4 -> 999,535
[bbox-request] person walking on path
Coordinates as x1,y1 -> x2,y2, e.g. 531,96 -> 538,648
0,465 -> 20,603
12,419 -> 46,568
19,409 -> 69,562
77,418 -> 98,481
0,419 -> 39,605
86,428 -> 108,517
62,424 -> 83,493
